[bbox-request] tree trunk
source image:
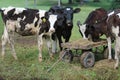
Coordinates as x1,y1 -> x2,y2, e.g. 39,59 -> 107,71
58,0 -> 62,6
80,0 -> 84,4
115,0 -> 120,2
68,0 -> 73,4
93,0 -> 100,2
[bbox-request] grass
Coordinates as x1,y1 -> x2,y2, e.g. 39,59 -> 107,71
0,0 -> 120,80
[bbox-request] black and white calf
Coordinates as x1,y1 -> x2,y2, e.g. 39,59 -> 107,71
49,6 -> 81,50
0,6 -> 58,62
107,10 -> 120,69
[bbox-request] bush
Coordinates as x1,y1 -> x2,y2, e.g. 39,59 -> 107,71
110,0 -> 120,9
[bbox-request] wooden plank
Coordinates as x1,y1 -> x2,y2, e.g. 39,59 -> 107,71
61,39 -> 107,50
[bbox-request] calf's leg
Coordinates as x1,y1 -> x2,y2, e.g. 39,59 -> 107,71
1,27 -> 8,59
107,37 -> 112,60
46,38 -> 53,59
8,32 -> 17,60
38,34 -> 43,62
51,34 -> 57,53
65,31 -> 71,42
1,27 -> 17,60
114,38 -> 120,69
57,33 -> 63,51
52,39 -> 57,53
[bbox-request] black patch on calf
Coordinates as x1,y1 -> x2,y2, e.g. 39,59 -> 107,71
51,33 -> 56,40
20,20 -> 26,31
39,20 -> 50,35
34,14 -> 39,27
7,8 -> 15,18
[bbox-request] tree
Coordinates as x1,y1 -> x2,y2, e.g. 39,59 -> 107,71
93,0 -> 100,2
58,0 -> 62,6
75,0 -> 84,5
110,0 -> 120,9
68,0 -> 73,4
114,0 -> 120,2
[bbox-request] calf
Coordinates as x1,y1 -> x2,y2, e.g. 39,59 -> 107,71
0,6 -> 58,62
107,10 -> 120,69
77,8 -> 107,41
49,6 -> 81,50
78,8 -> 120,69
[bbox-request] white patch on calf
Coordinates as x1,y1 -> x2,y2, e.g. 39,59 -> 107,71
23,16 -> 26,20
14,8 -> 26,15
48,15 -> 57,33
25,23 -> 38,34
117,13 -> 120,18
17,18 -> 22,21
107,37 -> 112,60
2,6 -> 15,15
2,6 -> 25,15
66,8 -> 71,11
38,10 -> 46,18
6,20 -> 17,32
108,11 -> 114,16
38,10 -> 46,24
79,24 -> 87,39
112,26 -> 119,37
33,17 -> 38,24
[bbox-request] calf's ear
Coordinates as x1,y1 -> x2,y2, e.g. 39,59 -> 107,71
74,8 -> 81,13
45,12 -> 50,20
48,8 -> 55,14
77,21 -> 82,27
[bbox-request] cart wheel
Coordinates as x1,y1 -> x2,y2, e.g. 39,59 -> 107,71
80,51 -> 95,68
62,50 -> 74,63
103,47 -> 115,59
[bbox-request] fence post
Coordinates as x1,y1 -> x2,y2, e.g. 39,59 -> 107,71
58,0 -> 61,6
25,0 -> 28,7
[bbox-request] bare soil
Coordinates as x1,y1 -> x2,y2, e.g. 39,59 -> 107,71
14,34 -> 37,46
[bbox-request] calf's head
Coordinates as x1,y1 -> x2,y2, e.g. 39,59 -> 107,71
63,7 -> 80,26
77,21 -> 101,42
39,12 -> 58,35
77,21 -> 92,40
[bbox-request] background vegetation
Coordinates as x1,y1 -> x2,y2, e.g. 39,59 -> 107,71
0,0 -> 120,80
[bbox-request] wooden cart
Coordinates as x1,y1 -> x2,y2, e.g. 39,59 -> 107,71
60,39 -> 109,68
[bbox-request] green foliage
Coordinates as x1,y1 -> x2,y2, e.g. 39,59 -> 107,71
110,0 -> 120,9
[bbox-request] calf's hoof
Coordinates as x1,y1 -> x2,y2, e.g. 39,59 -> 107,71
38,57 -> 42,62
13,54 -> 18,60
14,56 -> 18,60
114,66 -> 119,69
108,59 -> 114,62
50,54 -> 54,60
